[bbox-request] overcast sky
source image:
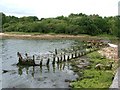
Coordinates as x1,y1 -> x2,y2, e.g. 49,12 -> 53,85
0,0 -> 119,18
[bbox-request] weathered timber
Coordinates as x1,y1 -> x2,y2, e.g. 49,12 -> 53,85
63,54 -> 66,62
52,55 -> 56,65
67,55 -> 70,61
17,52 -> 38,66
55,49 -> 57,55
46,58 -> 50,66
60,53 -> 62,63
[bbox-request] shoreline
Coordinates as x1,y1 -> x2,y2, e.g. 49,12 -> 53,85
0,33 -> 99,40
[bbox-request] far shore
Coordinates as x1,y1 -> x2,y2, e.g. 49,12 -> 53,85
0,32 -> 119,42
0,32 -> 98,40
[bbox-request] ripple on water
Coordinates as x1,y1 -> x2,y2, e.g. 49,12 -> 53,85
2,39 -> 78,88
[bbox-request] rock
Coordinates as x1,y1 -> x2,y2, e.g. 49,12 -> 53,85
65,79 -> 71,82
95,63 -> 104,70
2,70 -> 9,73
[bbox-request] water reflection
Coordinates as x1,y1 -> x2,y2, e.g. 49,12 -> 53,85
17,62 -> 71,77
52,64 -> 55,73
46,65 -> 50,72
2,39 -> 77,88
18,66 -> 24,75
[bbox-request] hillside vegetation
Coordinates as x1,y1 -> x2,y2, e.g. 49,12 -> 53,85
1,13 -> 120,38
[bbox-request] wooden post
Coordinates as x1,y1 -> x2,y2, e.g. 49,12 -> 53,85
25,53 -> 29,59
17,52 -> 23,64
46,58 -> 50,66
52,55 -> 55,65
33,55 -> 35,65
55,49 -> 57,55
63,54 -> 66,62
40,59 -> 43,66
60,53 -> 62,63
67,55 -> 70,61
75,51 -> 77,58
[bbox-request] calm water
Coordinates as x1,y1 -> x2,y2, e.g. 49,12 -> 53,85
1,38 -> 79,88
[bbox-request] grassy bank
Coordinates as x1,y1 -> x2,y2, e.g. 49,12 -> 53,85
70,52 -> 118,88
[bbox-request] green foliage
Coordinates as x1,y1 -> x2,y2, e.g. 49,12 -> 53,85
1,12 -> 119,38
71,70 -> 113,88
70,52 -> 117,88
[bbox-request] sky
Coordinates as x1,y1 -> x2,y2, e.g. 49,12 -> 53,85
0,0 -> 120,19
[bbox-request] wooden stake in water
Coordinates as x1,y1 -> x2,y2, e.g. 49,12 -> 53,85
33,55 -> 35,65
46,58 -> 50,66
60,53 -> 62,63
55,49 -> 57,55
40,59 -> 43,66
17,52 -> 23,63
52,55 -> 55,65
63,54 -> 66,62
75,51 -> 77,58
67,55 -> 70,61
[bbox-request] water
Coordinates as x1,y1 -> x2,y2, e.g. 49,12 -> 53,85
1,38 -> 78,88
0,39 -> 2,89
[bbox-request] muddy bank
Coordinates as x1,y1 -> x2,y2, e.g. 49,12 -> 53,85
0,33 -> 92,40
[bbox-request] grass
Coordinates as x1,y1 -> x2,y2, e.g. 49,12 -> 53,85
97,34 -> 119,40
70,52 -> 118,88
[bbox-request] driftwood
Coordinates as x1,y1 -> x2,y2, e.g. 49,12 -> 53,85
17,52 -> 39,66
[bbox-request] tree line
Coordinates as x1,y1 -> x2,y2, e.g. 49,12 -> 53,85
1,13 -> 120,38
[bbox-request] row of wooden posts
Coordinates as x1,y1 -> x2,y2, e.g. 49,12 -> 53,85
17,47 -> 99,66
17,40 -> 107,66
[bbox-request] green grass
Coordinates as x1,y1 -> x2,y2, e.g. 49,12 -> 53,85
70,52 -> 118,88
97,34 -> 118,40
